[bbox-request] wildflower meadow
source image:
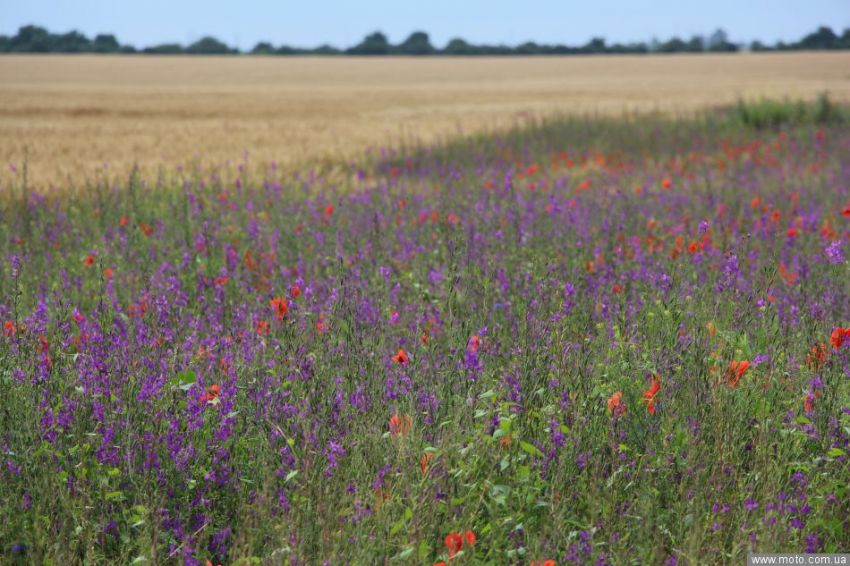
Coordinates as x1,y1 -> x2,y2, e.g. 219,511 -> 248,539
1,108 -> 849,564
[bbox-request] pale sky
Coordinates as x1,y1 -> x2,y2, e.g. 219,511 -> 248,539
1,0 -> 848,50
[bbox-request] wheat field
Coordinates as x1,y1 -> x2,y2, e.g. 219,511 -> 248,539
2,52 -> 849,189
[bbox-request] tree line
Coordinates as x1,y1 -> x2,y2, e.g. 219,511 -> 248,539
2,24 -> 849,55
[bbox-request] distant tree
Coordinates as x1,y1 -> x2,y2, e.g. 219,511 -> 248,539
658,37 -> 687,53
6,23 -> 850,56
486,45 -> 516,55
186,36 -> 235,54
93,34 -> 120,53
546,44 -> 575,55
250,41 -> 275,55
347,31 -> 390,55
608,42 -> 640,54
275,45 -> 306,55
143,43 -> 184,54
515,41 -> 542,55
796,26 -> 838,50
443,38 -> 477,55
685,35 -> 705,52
582,37 -> 607,53
10,25 -> 52,52
51,30 -> 92,52
396,31 -> 435,55
312,44 -> 341,55
706,29 -> 738,52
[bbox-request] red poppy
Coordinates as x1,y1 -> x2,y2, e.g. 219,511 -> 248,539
3,320 -> 14,337
324,204 -> 334,218
119,215 -> 129,227
214,276 -> 229,287
256,320 -> 270,336
463,531 -> 476,546
642,375 -> 661,415
389,414 -> 411,437
726,360 -> 750,387
607,391 -> 626,416
291,285 -> 301,298
103,267 -> 114,279
786,227 -> 798,238
445,533 -> 463,558
83,254 -> 95,267
804,393 -> 817,414
271,297 -> 288,320
392,348 -> 409,365
661,178 -> 672,190
421,452 -> 433,474
316,312 -> 326,333
822,220 -> 836,240
421,333 -> 429,345
139,222 -> 154,237
200,383 -> 220,403
468,335 -> 480,353
842,205 -> 850,218
807,343 -> 828,370
244,250 -> 256,272
830,326 -> 850,349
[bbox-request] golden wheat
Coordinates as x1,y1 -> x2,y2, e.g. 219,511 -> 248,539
2,52 -> 849,189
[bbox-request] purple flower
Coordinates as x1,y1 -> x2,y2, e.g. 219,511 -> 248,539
825,240 -> 845,264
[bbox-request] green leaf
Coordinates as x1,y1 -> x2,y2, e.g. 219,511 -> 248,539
418,540 -> 431,561
827,447 -> 846,458
389,516 -> 406,535
520,441 -> 544,458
